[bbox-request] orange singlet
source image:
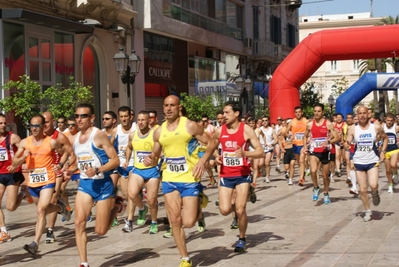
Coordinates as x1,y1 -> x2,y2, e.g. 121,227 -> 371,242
291,117 -> 308,146
25,136 -> 56,187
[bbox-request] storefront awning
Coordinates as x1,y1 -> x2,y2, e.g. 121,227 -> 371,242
0,8 -> 94,34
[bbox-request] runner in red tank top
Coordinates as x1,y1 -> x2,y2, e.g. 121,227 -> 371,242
0,113 -> 25,243
333,113 -> 346,178
194,101 -> 263,253
304,103 -> 339,205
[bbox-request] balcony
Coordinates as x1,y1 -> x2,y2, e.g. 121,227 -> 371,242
253,40 -> 277,59
276,44 -> 294,59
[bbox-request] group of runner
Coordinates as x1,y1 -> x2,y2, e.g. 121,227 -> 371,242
0,98 -> 397,267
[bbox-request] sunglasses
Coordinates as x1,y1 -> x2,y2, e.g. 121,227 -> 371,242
29,124 -> 41,128
262,119 -> 269,122
102,117 -> 111,121
67,123 -> 76,127
75,114 -> 90,119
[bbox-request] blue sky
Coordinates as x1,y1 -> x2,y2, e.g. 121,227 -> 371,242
299,0 -> 399,18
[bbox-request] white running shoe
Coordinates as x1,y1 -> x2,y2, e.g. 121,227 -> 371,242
265,177 -> 270,183
288,179 -> 293,185
388,184 -> 394,194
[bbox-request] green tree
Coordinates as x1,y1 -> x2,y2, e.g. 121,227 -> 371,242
43,77 -> 93,119
0,75 -> 43,128
300,81 -> 323,118
331,77 -> 349,97
180,93 -> 216,121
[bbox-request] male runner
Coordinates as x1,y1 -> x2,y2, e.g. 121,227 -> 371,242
0,113 -> 25,243
274,116 -> 283,172
149,110 -> 159,129
333,113 -> 346,177
12,115 -> 71,255
285,106 -> 308,186
256,117 -> 277,183
42,111 -> 76,243
144,95 -> 210,267
102,111 -> 117,137
346,105 -> 387,221
71,103 -> 120,267
382,113 -> 399,193
195,101 -> 263,253
303,103 -> 339,204
125,110 -> 160,234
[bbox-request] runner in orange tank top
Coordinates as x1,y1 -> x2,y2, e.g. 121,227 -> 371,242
12,115 -> 72,255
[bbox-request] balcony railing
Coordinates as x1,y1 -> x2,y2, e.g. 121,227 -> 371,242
253,40 -> 278,58
162,2 -> 243,41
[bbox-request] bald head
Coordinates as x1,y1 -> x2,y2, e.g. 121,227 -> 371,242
164,95 -> 180,105
357,105 -> 368,114
42,111 -> 54,120
163,95 -> 181,121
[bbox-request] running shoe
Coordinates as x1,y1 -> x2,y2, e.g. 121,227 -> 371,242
137,205 -> 148,226
349,189 -> 359,195
199,191 -> 209,208
276,165 -> 281,173
305,169 -> 311,176
330,175 -> 335,183
260,168 -> 266,177
312,187 -> 320,201
207,182 -> 217,187
388,184 -> 394,194
265,177 -> 270,183
179,259 -> 192,267
234,239 -> 247,253
323,193 -> 331,205
372,191 -> 380,206
45,230 -> 55,243
197,215 -> 206,233
0,231 -> 11,243
23,241 -> 38,255
335,170 -> 341,177
285,171 -> 289,179
57,198 -> 71,221
346,178 -> 353,187
230,217 -> 238,229
79,264 -> 90,267
393,174 -> 399,184
288,179 -> 293,185
114,196 -> 125,215
111,217 -> 119,228
122,219 -> 133,233
87,211 -> 93,222
215,199 -> 219,206
363,210 -> 372,222
163,227 -> 173,238
249,186 -> 257,203
149,223 -> 158,234
62,210 -> 74,222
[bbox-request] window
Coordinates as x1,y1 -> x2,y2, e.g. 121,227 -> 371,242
253,6 -> 259,39
287,23 -> 296,48
353,59 -> 360,72
330,61 -> 337,73
271,15 -> 281,44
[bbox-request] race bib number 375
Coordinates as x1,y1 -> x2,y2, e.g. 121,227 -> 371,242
165,157 -> 188,173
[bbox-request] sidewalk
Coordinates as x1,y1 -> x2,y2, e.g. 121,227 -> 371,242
1,164 -> 398,267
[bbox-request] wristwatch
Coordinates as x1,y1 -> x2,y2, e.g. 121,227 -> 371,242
95,167 -> 101,175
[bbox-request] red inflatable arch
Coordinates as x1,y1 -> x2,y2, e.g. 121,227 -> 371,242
269,24 -> 399,123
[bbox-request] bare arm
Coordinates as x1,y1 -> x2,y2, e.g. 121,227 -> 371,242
242,124 -> 263,159
124,131 -> 135,168
375,124 -> 388,153
12,139 -> 29,167
326,121 -> 340,144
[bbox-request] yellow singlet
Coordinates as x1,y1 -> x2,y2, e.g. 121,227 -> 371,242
159,117 -> 199,183
132,129 -> 154,169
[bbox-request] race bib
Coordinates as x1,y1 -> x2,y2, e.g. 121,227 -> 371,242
357,141 -> 373,152
223,152 -> 243,166
313,137 -> 327,148
29,168 -> 49,183
136,151 -> 151,164
0,147 -> 8,161
388,136 -> 396,145
118,145 -> 126,158
165,157 -> 188,173
77,153 -> 104,179
295,133 -> 304,141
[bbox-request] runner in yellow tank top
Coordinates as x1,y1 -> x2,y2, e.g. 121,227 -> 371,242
144,96 -> 211,267
125,110 -> 160,234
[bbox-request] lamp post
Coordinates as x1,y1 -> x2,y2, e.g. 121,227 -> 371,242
113,48 -> 141,107
244,77 -> 253,117
328,94 -> 335,117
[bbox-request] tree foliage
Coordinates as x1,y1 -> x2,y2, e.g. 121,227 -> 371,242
331,77 -> 349,97
43,77 -> 93,119
0,75 -> 93,128
180,93 -> 216,121
300,81 -> 323,118
0,75 -> 42,127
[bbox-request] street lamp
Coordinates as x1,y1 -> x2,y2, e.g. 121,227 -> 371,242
244,77 -> 253,116
328,94 -> 335,116
113,48 -> 141,107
